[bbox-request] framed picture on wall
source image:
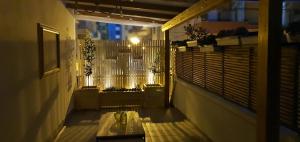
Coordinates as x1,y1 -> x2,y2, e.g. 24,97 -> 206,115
37,23 -> 60,78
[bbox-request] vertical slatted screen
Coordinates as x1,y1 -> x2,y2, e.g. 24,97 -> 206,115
79,40 -> 165,89
175,44 -> 300,132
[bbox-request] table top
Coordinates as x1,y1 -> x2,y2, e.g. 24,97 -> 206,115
96,111 -> 145,140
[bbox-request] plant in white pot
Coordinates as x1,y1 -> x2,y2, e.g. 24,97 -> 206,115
216,27 -> 258,46
82,37 -> 96,87
184,24 -> 202,47
148,52 -> 161,84
171,40 -> 187,52
183,24 -> 218,52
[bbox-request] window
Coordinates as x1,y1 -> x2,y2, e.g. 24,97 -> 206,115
115,26 -> 121,31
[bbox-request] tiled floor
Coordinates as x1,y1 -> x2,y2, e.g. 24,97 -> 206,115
56,107 -> 211,142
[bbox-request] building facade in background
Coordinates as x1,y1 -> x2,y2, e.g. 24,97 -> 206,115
76,20 -> 163,41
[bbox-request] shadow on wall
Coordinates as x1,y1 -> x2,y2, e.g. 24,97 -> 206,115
0,37 -> 76,142
0,41 -> 40,96
63,36 -> 76,92
22,82 -> 59,141
0,41 -> 42,142
21,37 -> 76,141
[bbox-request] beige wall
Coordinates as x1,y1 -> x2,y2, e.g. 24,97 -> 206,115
173,78 -> 300,142
173,78 -> 256,142
0,0 -> 76,142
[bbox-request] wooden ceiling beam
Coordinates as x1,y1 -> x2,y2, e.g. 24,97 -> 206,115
77,11 -> 167,24
162,0 -> 231,31
65,3 -> 176,19
63,0 -> 187,13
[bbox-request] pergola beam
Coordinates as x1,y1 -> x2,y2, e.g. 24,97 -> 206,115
63,0 -> 187,13
77,11 -> 167,24
65,3 -> 176,19
161,0 -> 230,31
257,0 -> 282,142
164,30 -> 170,107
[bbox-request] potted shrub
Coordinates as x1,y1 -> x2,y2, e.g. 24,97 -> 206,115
149,51 -> 161,83
99,86 -> 144,107
216,27 -> 245,46
82,37 -> 96,87
171,40 -> 187,52
183,24 -> 218,52
197,34 -> 219,52
171,40 -> 187,47
184,24 -> 212,47
177,46 -> 187,52
240,33 -> 258,45
184,24 -> 200,47
216,27 -> 258,46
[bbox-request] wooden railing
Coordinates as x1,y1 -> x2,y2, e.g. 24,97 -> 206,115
175,44 -> 300,132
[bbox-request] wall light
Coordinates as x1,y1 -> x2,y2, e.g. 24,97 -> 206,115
75,62 -> 79,71
130,37 -> 140,44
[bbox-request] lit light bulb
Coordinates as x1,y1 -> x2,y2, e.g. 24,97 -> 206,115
130,37 -> 140,44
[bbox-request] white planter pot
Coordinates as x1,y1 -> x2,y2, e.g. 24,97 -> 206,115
186,40 -> 198,47
216,36 -> 240,46
240,36 -> 258,45
199,45 -> 220,52
177,46 -> 186,52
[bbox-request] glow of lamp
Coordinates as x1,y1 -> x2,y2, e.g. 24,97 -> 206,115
85,76 -> 93,86
130,37 -> 140,44
75,62 -> 79,71
148,71 -> 154,84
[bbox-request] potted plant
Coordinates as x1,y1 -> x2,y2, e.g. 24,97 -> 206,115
240,32 -> 258,45
176,46 -> 187,52
171,40 -> 187,47
216,27 -> 244,46
82,37 -> 96,87
171,40 -> 187,52
184,24 -> 198,47
148,51 -> 161,84
184,24 -> 214,47
216,27 -> 258,46
183,24 -> 218,52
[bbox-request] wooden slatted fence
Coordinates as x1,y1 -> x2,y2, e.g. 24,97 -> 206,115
79,40 -> 165,89
175,44 -> 300,132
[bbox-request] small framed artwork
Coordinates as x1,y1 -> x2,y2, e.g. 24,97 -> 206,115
37,23 -> 60,78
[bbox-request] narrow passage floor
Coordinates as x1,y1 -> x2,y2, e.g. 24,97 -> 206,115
56,107 -> 211,142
